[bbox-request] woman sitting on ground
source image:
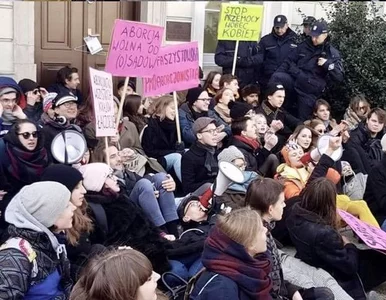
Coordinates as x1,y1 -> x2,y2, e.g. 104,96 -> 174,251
190,207 -> 272,300
312,99 -> 337,132
70,248 -> 161,300
287,178 -> 386,300
344,94 -> 371,131
203,71 -> 221,99
213,88 -> 235,124
246,178 -> 335,300
0,181 -> 76,298
142,95 -> 184,182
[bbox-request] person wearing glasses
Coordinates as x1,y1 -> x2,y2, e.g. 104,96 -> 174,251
0,76 -> 27,138
40,92 -> 82,162
181,117 -> 221,194
344,94 -> 371,131
0,119 -> 49,229
179,87 -> 231,148
18,78 -> 48,123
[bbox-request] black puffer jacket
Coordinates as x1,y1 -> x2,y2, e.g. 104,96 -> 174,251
85,191 -> 170,274
287,203 -> 366,299
0,225 -> 72,299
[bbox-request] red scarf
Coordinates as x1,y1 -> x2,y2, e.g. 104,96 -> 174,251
234,135 -> 260,151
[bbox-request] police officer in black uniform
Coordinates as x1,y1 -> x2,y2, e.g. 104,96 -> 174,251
298,16 -> 316,43
256,15 -> 298,93
270,20 -> 344,121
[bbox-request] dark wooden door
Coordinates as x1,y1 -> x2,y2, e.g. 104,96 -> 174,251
35,1 -> 138,96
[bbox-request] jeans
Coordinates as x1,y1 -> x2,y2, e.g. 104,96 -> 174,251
165,253 -> 203,287
164,153 -> 182,182
129,172 -> 178,226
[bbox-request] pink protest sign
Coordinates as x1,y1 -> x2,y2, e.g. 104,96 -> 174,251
105,20 -> 164,77
143,41 -> 200,97
338,209 -> 386,252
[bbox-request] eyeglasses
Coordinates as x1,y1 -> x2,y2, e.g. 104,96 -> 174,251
234,163 -> 246,171
197,98 -> 211,102
317,129 -> 326,134
200,128 -> 219,135
62,102 -> 77,108
18,131 -> 38,139
359,106 -> 366,110
32,89 -> 41,95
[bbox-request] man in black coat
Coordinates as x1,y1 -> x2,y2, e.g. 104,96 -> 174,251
344,108 -> 386,173
271,20 -> 344,121
256,15 -> 298,92
181,117 -> 219,194
215,40 -> 259,88
297,16 -> 316,44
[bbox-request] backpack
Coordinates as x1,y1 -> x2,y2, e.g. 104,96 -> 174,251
0,237 -> 38,278
162,268 -> 218,300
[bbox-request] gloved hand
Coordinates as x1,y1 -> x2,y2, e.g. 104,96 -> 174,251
175,142 -> 185,154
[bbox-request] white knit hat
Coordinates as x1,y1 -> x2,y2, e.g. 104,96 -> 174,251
218,146 -> 245,164
78,163 -> 111,192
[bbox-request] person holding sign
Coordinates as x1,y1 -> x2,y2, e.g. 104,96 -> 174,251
287,177 -> 386,300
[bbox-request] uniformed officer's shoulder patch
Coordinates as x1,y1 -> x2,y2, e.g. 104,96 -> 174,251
328,64 -> 335,71
0,237 -> 37,262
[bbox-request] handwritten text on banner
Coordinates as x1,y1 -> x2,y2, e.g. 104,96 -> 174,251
105,20 -> 164,77
217,4 -> 264,41
143,41 -> 200,97
89,67 -> 115,137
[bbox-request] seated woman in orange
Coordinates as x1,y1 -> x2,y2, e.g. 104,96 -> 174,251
276,139 -> 378,227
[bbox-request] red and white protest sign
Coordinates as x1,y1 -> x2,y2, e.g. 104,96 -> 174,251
338,209 -> 386,252
89,67 -> 115,137
105,20 -> 164,77
142,41 -> 200,97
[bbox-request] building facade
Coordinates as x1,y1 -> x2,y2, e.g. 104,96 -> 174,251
0,1 -> 384,91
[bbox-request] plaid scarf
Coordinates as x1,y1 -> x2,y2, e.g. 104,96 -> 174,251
4,131 -> 49,184
202,226 -> 272,300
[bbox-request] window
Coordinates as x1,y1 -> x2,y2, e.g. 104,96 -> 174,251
204,1 -> 222,54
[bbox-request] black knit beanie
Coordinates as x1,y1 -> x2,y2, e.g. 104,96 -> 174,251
229,100 -> 253,120
186,87 -> 205,106
41,164 -> 83,192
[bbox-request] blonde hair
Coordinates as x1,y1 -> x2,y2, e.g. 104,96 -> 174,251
217,207 -> 263,248
148,95 -> 174,121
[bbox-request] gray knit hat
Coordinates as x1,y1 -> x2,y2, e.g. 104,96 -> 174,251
5,182 -> 71,257
218,146 -> 245,163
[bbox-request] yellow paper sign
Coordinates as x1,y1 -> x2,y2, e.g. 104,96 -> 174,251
217,3 -> 264,41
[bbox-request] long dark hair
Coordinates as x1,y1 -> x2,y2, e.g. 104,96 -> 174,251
203,71 -> 221,92
122,94 -> 147,133
300,178 -> 338,229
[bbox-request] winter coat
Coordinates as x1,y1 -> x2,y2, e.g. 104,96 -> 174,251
165,214 -> 217,259
179,103 -> 231,147
364,154 -> 386,225
83,119 -> 165,173
214,40 -> 259,88
47,83 -> 83,106
344,122 -> 384,170
0,225 -> 72,300
23,103 -> 43,123
275,37 -> 344,97
257,28 -> 298,84
85,191 -> 170,274
255,101 -> 301,150
217,171 -> 260,209
141,117 -> 179,167
181,142 -> 217,194
230,136 -> 271,174
276,154 -> 341,200
286,203 -> 366,299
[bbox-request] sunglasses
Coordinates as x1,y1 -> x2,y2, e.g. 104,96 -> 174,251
32,89 -> 41,95
18,131 -> 38,139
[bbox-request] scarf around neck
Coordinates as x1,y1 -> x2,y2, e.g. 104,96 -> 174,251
2,110 -> 17,125
202,226 -> 272,300
3,128 -> 49,183
235,135 -> 260,151
195,142 -> 218,177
